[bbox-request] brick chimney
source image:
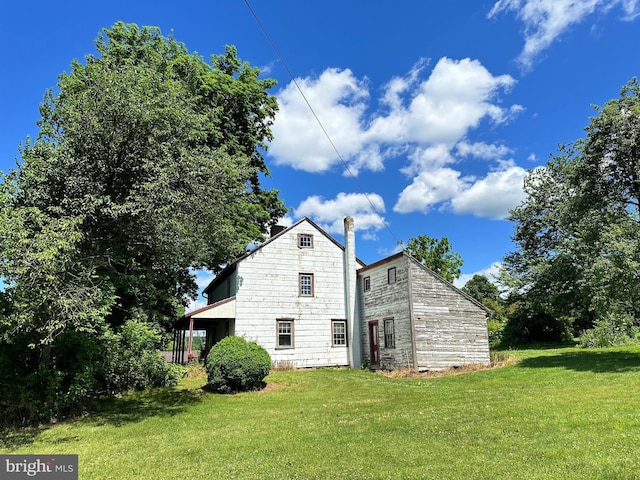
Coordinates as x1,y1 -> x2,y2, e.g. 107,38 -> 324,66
270,225 -> 287,238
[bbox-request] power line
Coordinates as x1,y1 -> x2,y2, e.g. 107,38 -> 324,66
243,0 -> 402,246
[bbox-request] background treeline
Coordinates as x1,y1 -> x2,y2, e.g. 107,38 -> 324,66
465,79 -> 640,349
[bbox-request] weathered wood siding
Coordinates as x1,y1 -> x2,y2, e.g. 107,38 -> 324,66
208,272 -> 238,304
358,255 -> 415,370
408,258 -> 490,371
233,221 -> 351,368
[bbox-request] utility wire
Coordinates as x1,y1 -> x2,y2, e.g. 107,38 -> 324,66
243,0 -> 402,247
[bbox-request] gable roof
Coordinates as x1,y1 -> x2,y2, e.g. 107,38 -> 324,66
203,217 -> 367,295
358,251 -> 491,315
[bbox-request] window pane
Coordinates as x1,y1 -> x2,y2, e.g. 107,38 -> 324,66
299,234 -> 313,248
279,323 -> 291,334
384,319 -> 395,348
332,321 -> 346,346
300,274 -> 313,296
278,321 -> 293,347
388,267 -> 396,284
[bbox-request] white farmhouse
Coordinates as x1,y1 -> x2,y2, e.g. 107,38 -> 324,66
173,217 -> 490,371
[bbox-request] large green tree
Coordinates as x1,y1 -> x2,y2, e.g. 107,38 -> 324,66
0,22 -> 286,423
504,78 -> 640,332
402,235 -> 463,283
5,22 -> 286,331
461,274 -> 499,304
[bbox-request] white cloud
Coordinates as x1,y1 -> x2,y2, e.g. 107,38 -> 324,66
401,145 -> 456,177
368,57 -> 518,146
270,68 -> 370,173
274,214 -> 295,228
186,269 -> 215,311
270,57 -> 527,221
454,262 -> 503,288
270,58 -> 519,176
293,192 -> 386,235
488,0 -> 640,69
394,168 -> 467,214
395,161 -> 527,219
451,162 -> 528,219
456,141 -> 512,160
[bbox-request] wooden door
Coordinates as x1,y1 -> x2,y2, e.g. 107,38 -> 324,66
368,321 -> 380,368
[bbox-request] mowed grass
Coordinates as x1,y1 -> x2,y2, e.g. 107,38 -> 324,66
3,346 -> 640,479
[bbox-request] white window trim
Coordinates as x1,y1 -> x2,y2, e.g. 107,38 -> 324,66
276,318 -> 295,349
331,319 -> 348,347
298,233 -> 314,248
299,273 -> 314,297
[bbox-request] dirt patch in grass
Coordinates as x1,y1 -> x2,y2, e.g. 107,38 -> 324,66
259,382 -> 284,393
379,352 -> 520,379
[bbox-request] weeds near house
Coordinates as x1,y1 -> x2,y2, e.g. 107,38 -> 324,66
271,360 -> 297,371
182,362 -> 207,380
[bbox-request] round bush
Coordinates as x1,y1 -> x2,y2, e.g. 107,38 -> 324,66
205,336 -> 271,393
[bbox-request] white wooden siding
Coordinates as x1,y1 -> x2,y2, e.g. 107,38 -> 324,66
408,259 -> 490,370
358,256 -> 414,370
233,221 -> 350,368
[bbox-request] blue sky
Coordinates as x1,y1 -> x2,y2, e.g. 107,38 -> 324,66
2,1 -> 640,306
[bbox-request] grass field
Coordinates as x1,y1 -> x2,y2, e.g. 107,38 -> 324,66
3,346 -> 640,479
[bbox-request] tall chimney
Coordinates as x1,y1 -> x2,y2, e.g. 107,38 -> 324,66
343,216 -> 361,368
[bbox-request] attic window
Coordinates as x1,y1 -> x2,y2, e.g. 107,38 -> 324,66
363,276 -> 371,292
298,234 -> 313,248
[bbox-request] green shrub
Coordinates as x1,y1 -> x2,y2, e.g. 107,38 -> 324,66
0,317 -> 183,426
487,318 -> 505,347
579,313 -> 639,348
103,318 -> 183,394
501,305 -> 572,345
205,336 -> 271,393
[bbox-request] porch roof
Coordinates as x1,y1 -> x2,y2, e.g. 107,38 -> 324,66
174,296 -> 236,329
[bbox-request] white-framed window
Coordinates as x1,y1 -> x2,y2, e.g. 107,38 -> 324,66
363,276 -> 371,292
384,318 -> 395,348
331,320 -> 348,346
298,233 -> 313,248
277,319 -> 294,349
388,267 -> 397,285
299,273 -> 314,296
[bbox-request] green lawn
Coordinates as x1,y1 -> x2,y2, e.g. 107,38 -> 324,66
3,346 -> 640,479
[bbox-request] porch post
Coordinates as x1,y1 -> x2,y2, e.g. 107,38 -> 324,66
187,317 -> 194,360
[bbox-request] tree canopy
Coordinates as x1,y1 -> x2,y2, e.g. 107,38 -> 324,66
2,22 -> 286,334
504,78 -> 640,333
461,274 -> 499,304
402,235 -> 463,283
0,22 -> 286,423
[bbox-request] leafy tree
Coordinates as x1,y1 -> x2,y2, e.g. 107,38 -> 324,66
0,22 -> 286,423
461,274 -> 499,304
5,22 -> 286,330
402,235 -> 463,283
504,78 -> 640,335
